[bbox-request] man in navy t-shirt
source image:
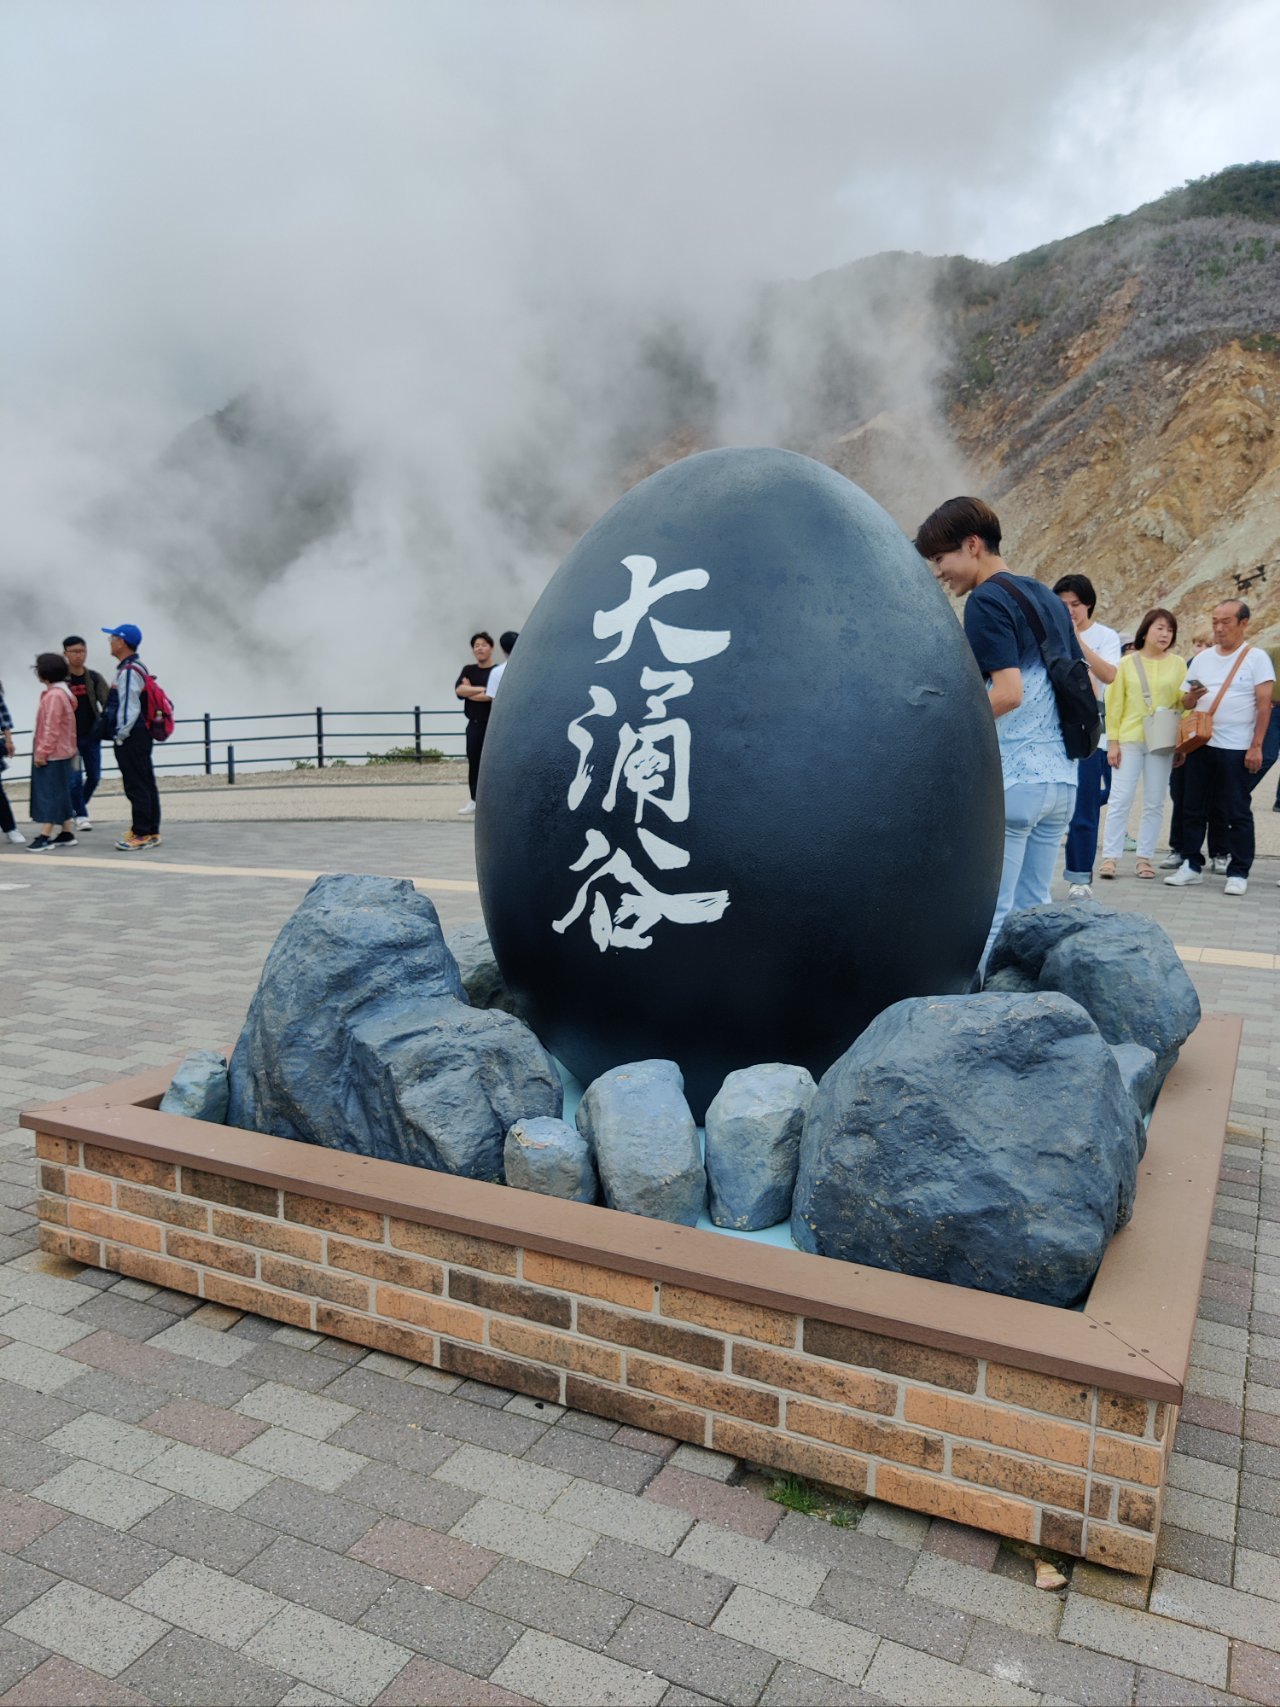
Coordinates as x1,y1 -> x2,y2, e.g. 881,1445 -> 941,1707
915,497 -> 1079,974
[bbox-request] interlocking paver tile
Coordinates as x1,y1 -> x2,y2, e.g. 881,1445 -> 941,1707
127,1554 -> 285,1646
1059,1596 -> 1230,1688
605,1603 -> 777,1705
358,1579 -> 521,1675
0,1384 -> 77,1441
0,1631 -> 50,1698
0,1271 -> 97,1314
338,1460 -> 476,1533
644,1468 -> 783,1541
139,1440 -> 274,1510
328,1411 -> 460,1477
1231,1640 -> 1280,1703
141,1396 -> 268,1456
548,1481 -> 692,1555
768,1512 -> 916,1584
244,1603 -> 412,1706
21,1516 -> 169,1597
711,1585 -> 877,1687
673,1521 -> 825,1605
237,1479 -> 379,1551
815,1565 -> 972,1660
666,1445 -> 739,1484
1151,1569 -> 1280,1649
1234,1546 -> 1280,1602
758,1659 -> 883,1704
347,1517 -> 500,1595
524,1427 -> 661,1494
117,1627 -> 293,1707
234,1425 -> 368,1492
1131,1663 -> 1246,1704
44,1412 -> 169,1475
907,1550 -> 1061,1637
71,1292 -> 178,1343
861,1638 -> 1038,1706
473,1557 -> 628,1650
242,1344 -> 355,1394
30,1460 -> 171,1530
0,1493 -> 63,1556
451,1497 -> 596,1576
573,1537 -> 733,1626
0,1557 -> 57,1624
234,1382 -> 358,1440
434,1443 -> 572,1513
371,1655 -> 534,1705
58,1368 -> 167,1424
855,1500 -> 932,1549
132,1495 -> 277,1573
0,1306 -> 93,1353
150,1320 -> 255,1366
0,1656 -> 152,1706
240,1534 -> 392,1621
490,1630 -> 666,1706
964,1618 -> 1137,1702
0,1343 -> 82,1394
6,1580 -> 169,1677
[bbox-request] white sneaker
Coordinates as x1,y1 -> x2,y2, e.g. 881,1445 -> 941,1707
1224,875 -> 1248,896
75,816 -> 92,831
458,800 -> 476,816
1164,862 -> 1203,887
5,829 -> 24,844
1158,851 -> 1182,869
1211,855 -> 1229,875
1067,883 -> 1093,900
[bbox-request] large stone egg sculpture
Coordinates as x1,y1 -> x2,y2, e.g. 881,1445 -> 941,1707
476,448 -> 1003,1118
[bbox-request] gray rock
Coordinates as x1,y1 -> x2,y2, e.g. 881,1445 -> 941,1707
159,1050 -> 229,1123
981,965 -> 1038,994
228,873 -> 561,1178
1108,1042 -> 1161,1123
987,901 -> 1200,1086
577,1059 -> 705,1226
791,992 -> 1144,1308
705,1064 -> 816,1230
505,1117 -> 598,1203
446,920 -> 524,1016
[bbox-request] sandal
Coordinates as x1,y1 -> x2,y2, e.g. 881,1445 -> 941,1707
1136,858 -> 1155,879
1098,858 -> 1118,879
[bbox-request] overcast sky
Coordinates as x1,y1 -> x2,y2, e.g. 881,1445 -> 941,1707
1,0 -> 1276,720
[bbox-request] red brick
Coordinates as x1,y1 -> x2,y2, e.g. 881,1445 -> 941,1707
164,1230 -> 257,1278
1117,1486 -> 1158,1531
577,1302 -> 724,1369
1084,1523 -> 1155,1577
984,1364 -> 1092,1421
65,1233 -> 104,1267
1040,1511 -> 1085,1556
565,1374 -> 706,1445
102,1244 -> 200,1295
628,1355 -> 779,1426
1097,1391 -> 1152,1436
316,1304 -> 436,1365
803,1321 -> 978,1392
182,1168 -> 278,1217
1090,1480 -> 1115,1520
66,1172 -> 113,1205
523,1250 -> 653,1309
201,1271 -> 313,1328
38,1164 -> 66,1194
876,1463 -> 1036,1542
37,1196 -> 68,1227
259,1255 -> 369,1309
35,1135 -> 78,1164
389,1220 -> 517,1275
731,1343 -> 897,1415
328,1238 -> 444,1292
904,1387 -> 1090,1466
660,1286 -> 797,1347
67,1203 -> 163,1252
950,1443 -> 1087,1512
376,1285 -> 485,1342
787,1398 -> 943,1470
284,1194 -> 383,1241
84,1146 -> 176,1190
489,1319 -> 621,1380
1092,1435 -> 1163,1487
118,1184 -> 209,1231
448,1271 -> 571,1330
440,1341 -> 561,1402
711,1416 -> 869,1497
211,1210 -> 322,1262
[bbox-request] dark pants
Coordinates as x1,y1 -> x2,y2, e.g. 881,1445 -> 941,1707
1178,746 -> 1254,877
69,736 -> 102,817
115,727 -> 161,837
1246,703 -> 1280,802
465,719 -> 487,801
1063,744 -> 1111,884
0,779 -> 14,835
1169,760 -> 1227,858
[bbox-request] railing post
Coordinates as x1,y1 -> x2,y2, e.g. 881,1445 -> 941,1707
204,713 -> 212,776
316,706 -> 325,769
227,745 -> 236,785
414,706 -> 422,762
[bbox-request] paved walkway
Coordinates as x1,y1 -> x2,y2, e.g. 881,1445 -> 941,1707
0,809 -> 1278,1705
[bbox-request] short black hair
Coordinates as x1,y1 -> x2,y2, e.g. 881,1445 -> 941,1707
499,630 -> 519,654
914,496 -> 1001,559
36,653 -> 69,683
1133,607 -> 1178,650
469,631 -> 494,649
62,635 -> 86,649
1052,574 -> 1097,617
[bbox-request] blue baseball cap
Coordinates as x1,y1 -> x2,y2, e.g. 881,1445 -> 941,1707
102,623 -> 142,648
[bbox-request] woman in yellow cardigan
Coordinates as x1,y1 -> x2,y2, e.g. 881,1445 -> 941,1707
1099,608 -> 1185,878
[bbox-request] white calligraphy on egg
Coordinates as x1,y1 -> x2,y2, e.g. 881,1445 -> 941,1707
553,555 -> 731,952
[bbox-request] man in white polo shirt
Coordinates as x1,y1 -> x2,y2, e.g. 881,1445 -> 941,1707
1165,599 -> 1275,896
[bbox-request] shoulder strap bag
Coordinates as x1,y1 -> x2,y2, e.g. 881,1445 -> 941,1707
1131,655 -> 1180,755
1175,647 -> 1251,759
989,574 -> 1101,759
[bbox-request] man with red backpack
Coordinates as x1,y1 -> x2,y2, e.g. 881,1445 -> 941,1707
101,622 -> 165,851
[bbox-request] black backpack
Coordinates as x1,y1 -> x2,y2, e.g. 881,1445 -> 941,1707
989,574 -> 1102,761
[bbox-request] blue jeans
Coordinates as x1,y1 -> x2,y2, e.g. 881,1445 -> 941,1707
1063,745 -> 1110,884
982,780 -> 1078,973
69,736 -> 102,818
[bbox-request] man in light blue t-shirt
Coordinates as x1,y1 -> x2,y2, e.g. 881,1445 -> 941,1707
916,496 -> 1079,973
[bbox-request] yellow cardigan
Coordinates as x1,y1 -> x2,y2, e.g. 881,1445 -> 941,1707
1105,652 -> 1187,745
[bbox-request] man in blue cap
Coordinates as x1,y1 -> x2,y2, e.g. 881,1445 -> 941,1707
102,624 -> 162,851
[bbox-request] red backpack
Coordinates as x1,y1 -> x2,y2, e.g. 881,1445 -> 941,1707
130,662 -> 175,742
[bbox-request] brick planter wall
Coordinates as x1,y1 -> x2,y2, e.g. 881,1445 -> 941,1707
26,1014 -> 1238,1579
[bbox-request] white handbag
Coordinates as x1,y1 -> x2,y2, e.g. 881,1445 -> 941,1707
1132,656 -> 1180,755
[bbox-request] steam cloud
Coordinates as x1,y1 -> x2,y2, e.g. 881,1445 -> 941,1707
2,0 -> 1273,730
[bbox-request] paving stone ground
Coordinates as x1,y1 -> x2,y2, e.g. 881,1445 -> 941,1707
0,808 -> 1278,1704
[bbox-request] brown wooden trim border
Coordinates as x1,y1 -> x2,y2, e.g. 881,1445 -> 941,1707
22,1016 -> 1238,1402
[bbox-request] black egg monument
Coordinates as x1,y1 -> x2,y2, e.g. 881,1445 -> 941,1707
476,448 -> 1003,1117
